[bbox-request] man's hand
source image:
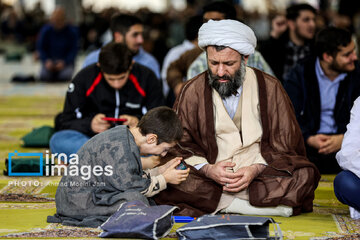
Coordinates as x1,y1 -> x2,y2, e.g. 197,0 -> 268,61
318,134 -> 344,154
91,113 -> 111,133
307,134 -> 343,154
119,114 -> 139,128
200,161 -> 237,186
223,164 -> 266,193
162,158 -> 190,184
307,134 -> 330,149
158,157 -> 183,174
141,155 -> 161,169
201,161 -> 265,193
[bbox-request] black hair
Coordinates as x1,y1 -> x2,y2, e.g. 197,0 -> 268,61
98,42 -> 133,74
137,106 -> 183,144
185,15 -> 204,41
315,27 -> 352,59
286,3 -> 316,21
110,13 -> 143,36
202,1 -> 237,20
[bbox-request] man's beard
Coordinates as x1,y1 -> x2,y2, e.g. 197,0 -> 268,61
130,46 -> 140,56
329,59 -> 355,73
208,58 -> 246,98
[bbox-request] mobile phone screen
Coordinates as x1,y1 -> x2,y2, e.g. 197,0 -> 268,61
176,162 -> 187,170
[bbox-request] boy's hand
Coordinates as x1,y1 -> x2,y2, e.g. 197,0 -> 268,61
162,158 -> 190,185
119,114 -> 139,128
91,113 -> 111,133
159,157 -> 182,174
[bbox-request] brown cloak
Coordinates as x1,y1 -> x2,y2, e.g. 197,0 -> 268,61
154,69 -> 320,217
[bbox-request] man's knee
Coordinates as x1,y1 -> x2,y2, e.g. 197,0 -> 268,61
334,170 -> 360,201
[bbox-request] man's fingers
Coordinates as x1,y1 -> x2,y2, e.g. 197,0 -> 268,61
226,177 -> 248,188
223,183 -> 247,193
319,141 -> 331,149
220,176 -> 242,186
223,170 -> 242,179
319,145 -> 334,154
318,134 -> 330,140
318,138 -> 332,149
319,139 -> 337,154
218,161 -> 236,168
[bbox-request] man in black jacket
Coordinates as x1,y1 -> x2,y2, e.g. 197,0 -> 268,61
284,27 -> 360,173
50,42 -> 164,157
259,3 -> 316,83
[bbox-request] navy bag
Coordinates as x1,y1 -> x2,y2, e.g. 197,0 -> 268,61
176,215 -> 282,240
99,200 -> 178,239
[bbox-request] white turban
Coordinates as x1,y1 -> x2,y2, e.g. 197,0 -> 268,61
198,19 -> 257,56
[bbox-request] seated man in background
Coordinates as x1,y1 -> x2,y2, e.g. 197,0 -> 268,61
334,96 -> 360,220
50,43 -> 164,158
161,15 -> 203,105
284,27 -> 360,173
154,19 -> 320,217
36,7 -> 78,82
259,3 -> 316,83
82,13 -> 160,80
49,106 -> 189,227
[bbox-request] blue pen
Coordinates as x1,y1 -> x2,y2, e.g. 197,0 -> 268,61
172,216 -> 195,223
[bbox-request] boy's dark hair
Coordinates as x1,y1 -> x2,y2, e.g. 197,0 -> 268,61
185,15 -> 204,41
137,106 -> 183,144
286,3 -> 316,21
202,1 -> 237,20
99,42 -> 133,74
110,14 -> 143,36
315,27 -> 352,59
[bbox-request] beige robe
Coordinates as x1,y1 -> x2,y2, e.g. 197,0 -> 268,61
185,67 -> 267,211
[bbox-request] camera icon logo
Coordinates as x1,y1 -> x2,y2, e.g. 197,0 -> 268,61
8,150 -> 43,176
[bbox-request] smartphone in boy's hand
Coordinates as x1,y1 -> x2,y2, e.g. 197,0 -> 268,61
162,158 -> 189,185
176,161 -> 187,170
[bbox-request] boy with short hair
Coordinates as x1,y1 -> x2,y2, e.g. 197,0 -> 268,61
49,106 -> 188,227
50,42 -> 164,158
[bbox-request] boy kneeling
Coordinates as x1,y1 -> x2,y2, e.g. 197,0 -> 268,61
49,106 -> 189,227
